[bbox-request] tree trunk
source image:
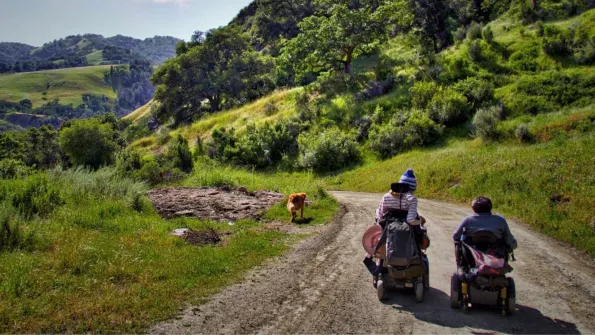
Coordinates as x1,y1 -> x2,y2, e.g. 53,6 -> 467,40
210,96 -> 221,112
344,52 -> 353,74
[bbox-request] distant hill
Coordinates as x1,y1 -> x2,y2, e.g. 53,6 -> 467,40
0,66 -> 116,107
0,34 -> 181,73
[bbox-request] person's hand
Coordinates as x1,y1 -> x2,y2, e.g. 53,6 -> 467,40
420,216 -> 426,226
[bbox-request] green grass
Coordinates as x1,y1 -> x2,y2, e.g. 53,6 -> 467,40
0,168 -> 316,333
123,99 -> 154,123
130,89 -> 300,151
327,134 -> 595,255
181,158 -> 339,226
0,66 -> 116,107
85,50 -> 104,66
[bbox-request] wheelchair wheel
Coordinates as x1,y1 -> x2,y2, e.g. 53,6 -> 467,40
450,273 -> 460,308
415,281 -> 424,303
377,280 -> 386,301
506,278 -> 516,315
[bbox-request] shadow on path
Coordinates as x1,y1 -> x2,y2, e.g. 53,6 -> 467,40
382,288 -> 579,334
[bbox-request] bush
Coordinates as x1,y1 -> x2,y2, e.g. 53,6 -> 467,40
503,71 -> 595,116
509,45 -> 542,72
11,174 -> 64,219
472,105 -> 502,140
0,159 -> 32,179
264,102 -> 279,116
482,25 -> 494,44
468,40 -> 483,62
515,123 -> 533,143
156,127 -> 171,145
116,149 -> 143,176
410,81 -> 439,109
542,24 -> 573,56
427,87 -> 470,125
454,27 -> 467,45
59,119 -> 117,169
297,127 -> 360,173
369,110 -> 443,159
135,161 -> 162,185
453,77 -> 495,108
0,207 -> 35,252
467,22 -> 484,41
168,135 -> 193,173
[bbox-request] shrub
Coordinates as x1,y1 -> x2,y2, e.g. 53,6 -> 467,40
59,119 -> 117,169
468,40 -> 483,62
472,105 -> 502,140
135,161 -> 162,185
503,71 -> 595,116
156,127 -> 171,145
410,81 -> 438,109
168,135 -> 193,173
536,20 -> 545,37
482,25 -> 494,44
427,87 -> 470,125
11,174 -> 64,219
542,24 -> 573,56
509,45 -> 542,72
116,149 -> 143,176
467,22 -> 483,41
454,27 -> 467,45
0,207 -> 35,252
453,77 -> 495,108
264,102 -> 279,116
194,136 -> 205,158
369,110 -> 443,159
515,123 -> 533,143
0,159 -> 32,179
297,127 -> 360,173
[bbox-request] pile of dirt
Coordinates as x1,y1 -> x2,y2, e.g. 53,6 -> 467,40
148,186 -> 285,222
171,228 -> 222,246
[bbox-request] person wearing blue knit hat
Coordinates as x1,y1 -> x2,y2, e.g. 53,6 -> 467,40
369,168 -> 429,288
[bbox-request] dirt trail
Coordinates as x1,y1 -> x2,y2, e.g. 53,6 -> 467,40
150,192 -> 595,335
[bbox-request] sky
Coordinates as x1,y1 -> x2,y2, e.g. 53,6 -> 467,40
0,0 -> 253,46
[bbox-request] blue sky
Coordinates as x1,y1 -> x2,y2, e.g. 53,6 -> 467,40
0,0 -> 252,46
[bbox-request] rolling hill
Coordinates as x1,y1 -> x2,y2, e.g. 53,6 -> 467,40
0,65 -> 116,107
0,34 -> 181,73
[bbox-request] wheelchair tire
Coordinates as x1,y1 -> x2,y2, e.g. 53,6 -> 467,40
450,273 -> 460,309
377,280 -> 386,301
415,281 -> 424,303
507,278 -> 516,315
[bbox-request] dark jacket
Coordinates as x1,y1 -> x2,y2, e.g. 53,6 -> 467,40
452,213 -> 518,250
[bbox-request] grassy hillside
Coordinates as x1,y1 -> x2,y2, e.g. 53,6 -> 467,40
0,66 -> 116,107
326,108 -> 595,254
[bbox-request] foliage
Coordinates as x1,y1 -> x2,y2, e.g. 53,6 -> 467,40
103,60 -> 155,116
280,0 -> 412,80
472,105 -> 502,140
427,86 -> 470,125
167,135 -> 194,173
8,174 -> 64,219
467,21 -> 484,40
297,127 -> 360,172
59,119 -> 117,169
499,70 -> 595,116
369,109 -> 443,159
0,159 -> 32,179
152,27 -> 275,124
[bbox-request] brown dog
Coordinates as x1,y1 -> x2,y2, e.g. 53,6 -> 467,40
287,193 -> 306,223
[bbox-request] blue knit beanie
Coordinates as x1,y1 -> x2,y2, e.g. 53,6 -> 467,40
399,168 -> 417,192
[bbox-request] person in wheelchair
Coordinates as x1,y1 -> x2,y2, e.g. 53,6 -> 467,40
452,196 -> 517,270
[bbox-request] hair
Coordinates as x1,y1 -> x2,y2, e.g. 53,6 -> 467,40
472,196 -> 492,214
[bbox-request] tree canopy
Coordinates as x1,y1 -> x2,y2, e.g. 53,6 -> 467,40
279,0 -> 412,80
151,27 -> 275,124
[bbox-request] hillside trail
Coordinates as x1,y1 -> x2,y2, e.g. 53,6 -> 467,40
150,191 -> 595,335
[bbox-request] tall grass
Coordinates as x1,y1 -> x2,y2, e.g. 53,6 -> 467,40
0,168 -> 295,333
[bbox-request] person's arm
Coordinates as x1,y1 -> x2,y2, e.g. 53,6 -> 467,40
406,195 -> 419,225
502,219 -> 518,250
376,195 -> 385,222
452,218 -> 467,242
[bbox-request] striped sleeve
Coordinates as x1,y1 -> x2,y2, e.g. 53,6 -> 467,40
406,194 -> 419,225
